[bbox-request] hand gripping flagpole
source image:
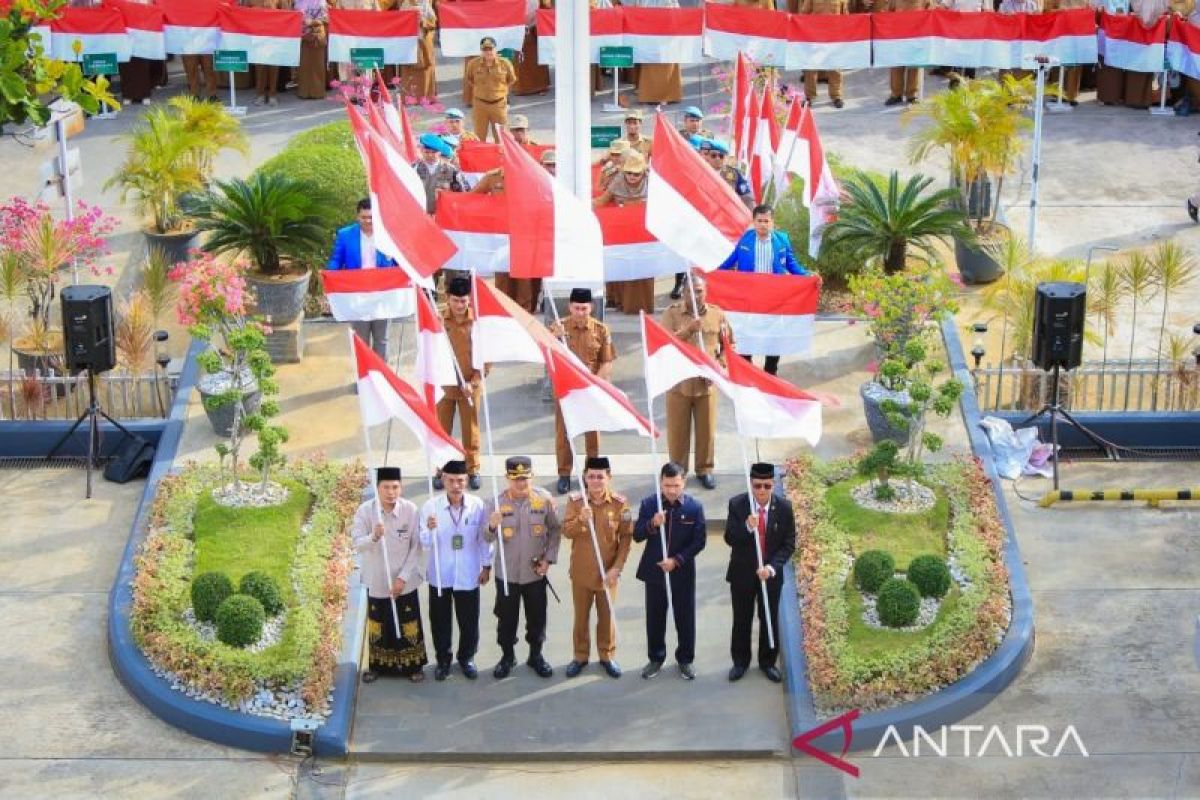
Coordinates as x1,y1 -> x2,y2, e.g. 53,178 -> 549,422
737,434 -> 775,650
471,271 -> 510,596
638,312 -> 674,621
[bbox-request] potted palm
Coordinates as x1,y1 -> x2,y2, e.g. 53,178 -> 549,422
183,173 -> 327,326
905,74 -> 1035,284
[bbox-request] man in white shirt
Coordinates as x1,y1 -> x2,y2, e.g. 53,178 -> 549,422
420,459 -> 492,681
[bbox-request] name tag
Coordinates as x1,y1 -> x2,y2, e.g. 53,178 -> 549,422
452,534 -> 464,551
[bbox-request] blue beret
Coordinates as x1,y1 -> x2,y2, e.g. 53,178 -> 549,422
442,134 -> 461,149
683,105 -> 704,120
419,132 -> 451,156
706,139 -> 729,155
688,135 -> 706,150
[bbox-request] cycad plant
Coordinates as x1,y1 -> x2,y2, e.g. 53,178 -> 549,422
1117,251 -> 1157,409
1087,259 -> 1127,410
821,171 -> 972,274
1148,241 -> 1197,405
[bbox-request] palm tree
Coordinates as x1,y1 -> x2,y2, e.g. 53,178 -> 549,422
166,95 -> 249,183
105,108 -> 205,233
1148,241 -> 1198,407
1087,260 -> 1126,410
821,171 -> 972,274
1117,251 -> 1157,410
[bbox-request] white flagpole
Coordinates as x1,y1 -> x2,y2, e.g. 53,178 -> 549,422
349,328 -> 403,638
736,435 -> 774,650
684,272 -> 706,353
638,312 -> 674,620
421,287 -> 474,405
471,271 -> 510,596
425,451 -> 443,598
383,315 -> 408,463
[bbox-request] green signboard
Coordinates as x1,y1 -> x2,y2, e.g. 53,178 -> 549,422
598,46 -> 633,69
499,48 -> 517,61
351,47 -> 385,70
590,125 -> 622,149
213,49 -> 249,73
81,52 -> 118,76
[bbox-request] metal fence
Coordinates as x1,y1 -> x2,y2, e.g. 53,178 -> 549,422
972,359 -> 1200,413
0,369 -> 178,421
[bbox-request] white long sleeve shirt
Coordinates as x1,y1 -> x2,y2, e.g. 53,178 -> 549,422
351,497 -> 424,599
419,493 -> 492,591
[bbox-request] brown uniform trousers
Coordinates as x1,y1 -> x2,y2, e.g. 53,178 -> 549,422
562,491 -> 633,662
887,0 -> 929,100
465,56 -> 517,141
801,0 -> 848,100
436,309 -> 486,474
555,317 -> 615,475
183,55 -> 217,98
659,302 -> 732,477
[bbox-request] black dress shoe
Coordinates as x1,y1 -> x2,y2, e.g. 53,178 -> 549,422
1189,199 -> 1199,223
761,665 -> 783,683
556,476 -> 571,495
361,670 -> 378,684
601,660 -> 622,678
832,98 -> 844,109
679,663 -> 696,681
469,474 -> 481,491
528,655 -> 554,678
432,474 -> 444,491
699,474 -> 717,490
565,659 -> 587,678
434,664 -> 451,681
641,660 -> 664,679
460,661 -> 478,680
493,656 -> 515,679
884,96 -> 903,106
728,664 -> 747,682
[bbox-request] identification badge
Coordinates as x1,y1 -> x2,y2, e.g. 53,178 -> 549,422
502,526 -> 515,540
532,524 -> 545,537
452,534 -> 464,551
500,504 -> 514,515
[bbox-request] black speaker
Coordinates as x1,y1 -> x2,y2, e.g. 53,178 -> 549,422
61,284 -> 115,373
103,435 -> 155,484
1032,282 -> 1086,371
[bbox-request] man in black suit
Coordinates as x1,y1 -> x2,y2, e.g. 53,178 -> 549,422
633,462 -> 708,681
724,462 -> 795,683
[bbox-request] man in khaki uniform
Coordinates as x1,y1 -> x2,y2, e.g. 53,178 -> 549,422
659,273 -> 733,490
549,288 -> 616,495
464,37 -> 517,141
616,109 -> 652,159
801,0 -> 848,108
436,278 -> 486,490
562,456 -> 633,679
596,140 -> 629,193
484,456 -> 561,678
885,0 -> 930,104
508,114 -> 540,146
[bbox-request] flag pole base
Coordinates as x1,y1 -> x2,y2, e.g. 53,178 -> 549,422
1149,106 -> 1174,116
1046,101 -> 1072,114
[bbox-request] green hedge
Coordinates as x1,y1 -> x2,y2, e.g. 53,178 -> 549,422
286,120 -> 354,151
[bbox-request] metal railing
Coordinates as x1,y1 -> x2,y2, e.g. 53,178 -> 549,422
0,369 -> 178,421
972,359 -> 1200,413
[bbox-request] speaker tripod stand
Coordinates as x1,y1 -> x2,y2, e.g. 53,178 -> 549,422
46,369 -> 132,499
1019,363 -> 1114,491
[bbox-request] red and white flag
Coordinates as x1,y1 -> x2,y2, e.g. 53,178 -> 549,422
724,341 -> 824,446
1168,15 -> 1200,81
786,12 -> 871,70
646,113 -> 753,271
499,127 -> 603,282
732,51 -> 754,167
749,83 -> 781,203
104,0 -> 165,60
640,313 -> 728,399
1020,8 -> 1097,66
321,268 -> 416,321
535,6 -> 623,66
776,102 -> 839,258
871,9 -> 939,68
703,3 -> 788,66
435,191 -> 511,274
415,289 -> 460,410
457,140 -> 555,183
345,101 -> 425,207
1099,11 -> 1167,74
544,345 -> 656,439
470,275 -> 543,369
371,75 -> 419,163
437,0 -> 525,57
217,4 -> 302,67
352,332 -> 464,464
596,204 -> 690,282
50,6 -> 131,62
327,8 -> 419,66
705,270 -> 820,357
158,0 -> 221,55
621,6 -> 704,64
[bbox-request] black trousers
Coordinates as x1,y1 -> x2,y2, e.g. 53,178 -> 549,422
740,352 -> 780,375
427,586 -> 480,666
494,579 -> 548,658
644,574 -> 696,665
730,577 -> 783,669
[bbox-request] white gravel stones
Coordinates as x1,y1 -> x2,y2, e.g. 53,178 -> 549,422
851,479 -> 937,514
211,481 -> 290,509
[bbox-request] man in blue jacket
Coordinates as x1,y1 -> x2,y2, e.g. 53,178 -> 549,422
633,462 -> 707,681
718,204 -> 810,376
327,198 -> 400,361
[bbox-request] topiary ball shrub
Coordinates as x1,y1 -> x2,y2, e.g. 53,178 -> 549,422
853,550 -> 896,593
876,578 -> 921,628
239,570 -> 284,615
907,554 -> 952,599
191,571 -> 234,623
215,594 -> 266,648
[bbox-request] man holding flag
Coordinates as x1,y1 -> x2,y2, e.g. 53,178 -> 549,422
327,199 -> 401,361
437,278 -> 486,491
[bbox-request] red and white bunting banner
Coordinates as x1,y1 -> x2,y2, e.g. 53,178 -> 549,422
437,0 -> 525,57
1168,17 -> 1200,81
470,275 -> 544,368
703,3 -> 789,66
787,12 -> 871,70
1099,11 -> 1167,73
217,5 -> 301,67
435,191 -> 511,274
535,7 -> 623,66
704,271 -> 820,357
50,6 -> 131,62
1020,8 -> 1097,65
327,8 -> 418,65
321,268 -> 416,321
457,140 -> 554,183
863,10 -> 935,68
871,10 -> 1032,69
622,6 -> 704,64
158,0 -> 221,55
596,204 -> 689,282
104,0 -> 165,60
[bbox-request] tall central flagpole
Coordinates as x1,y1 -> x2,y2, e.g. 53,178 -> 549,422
556,0 -> 592,202
471,271 -> 509,596
638,312 -> 674,620
737,435 -> 774,650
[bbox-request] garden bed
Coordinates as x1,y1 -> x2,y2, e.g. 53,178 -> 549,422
788,455 -> 1011,716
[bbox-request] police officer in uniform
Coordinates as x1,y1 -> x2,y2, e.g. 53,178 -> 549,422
700,139 -> 754,210
484,456 -> 562,678
678,106 -> 714,139
562,456 -> 633,679
549,288 -> 616,495
464,36 -> 517,141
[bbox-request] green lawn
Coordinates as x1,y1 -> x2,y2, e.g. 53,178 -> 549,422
193,479 -> 312,605
825,477 -> 949,567
844,573 -> 962,658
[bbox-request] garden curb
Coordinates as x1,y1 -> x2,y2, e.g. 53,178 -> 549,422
779,317 -> 1036,753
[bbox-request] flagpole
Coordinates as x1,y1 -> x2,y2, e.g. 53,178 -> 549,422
426,452 -> 443,598
471,271 -> 510,596
423,287 -> 474,405
638,312 -> 674,621
383,315 -> 408,463
349,328 -> 403,638
736,434 -> 774,650
684,272 -> 706,353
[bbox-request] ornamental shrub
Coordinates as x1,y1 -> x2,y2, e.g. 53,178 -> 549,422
853,550 -> 895,593
191,571 -> 234,623
239,570 -> 285,615
253,143 -> 365,258
877,578 -> 921,628
907,554 -> 952,599
215,594 -> 266,648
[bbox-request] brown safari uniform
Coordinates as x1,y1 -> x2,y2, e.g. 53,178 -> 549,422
562,490 -> 633,662
886,0 -> 930,100
464,55 -> 517,141
555,317 -> 616,476
436,308 -> 487,475
659,300 -> 733,478
801,0 -> 848,101
616,135 -> 652,159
